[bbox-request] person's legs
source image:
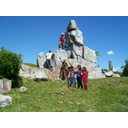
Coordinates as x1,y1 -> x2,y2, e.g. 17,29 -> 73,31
64,69 -> 67,80
83,79 -> 88,90
46,59 -> 50,69
59,42 -> 62,49
62,69 -> 65,80
62,42 -> 65,49
79,78 -> 83,89
60,69 -> 63,79
72,77 -> 76,88
67,79 -> 70,88
77,77 -> 80,88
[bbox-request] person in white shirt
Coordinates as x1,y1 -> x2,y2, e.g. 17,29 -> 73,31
46,50 -> 52,70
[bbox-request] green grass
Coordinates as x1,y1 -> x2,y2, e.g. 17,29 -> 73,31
22,63 -> 38,68
1,77 -> 128,112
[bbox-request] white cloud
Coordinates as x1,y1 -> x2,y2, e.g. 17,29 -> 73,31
113,67 -> 120,72
107,51 -> 115,55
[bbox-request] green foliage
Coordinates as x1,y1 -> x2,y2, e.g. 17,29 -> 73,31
0,47 -> 23,88
95,51 -> 100,65
113,71 -> 122,76
95,51 -> 100,57
122,59 -> 128,76
109,60 -> 113,71
22,63 -> 38,68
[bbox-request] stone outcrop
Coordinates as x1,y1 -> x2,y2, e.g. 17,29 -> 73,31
19,86 -> 27,92
0,94 -> 12,107
0,79 -> 12,94
19,19 -> 106,80
37,52 -> 46,69
35,71 -> 48,81
113,74 -> 120,78
105,71 -> 113,77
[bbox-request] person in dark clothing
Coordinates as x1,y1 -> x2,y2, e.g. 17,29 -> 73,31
59,57 -> 68,80
75,65 -> 83,90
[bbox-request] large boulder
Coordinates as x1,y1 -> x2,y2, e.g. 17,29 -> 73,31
113,74 -> 120,78
19,86 -> 27,92
0,79 -> 11,94
0,94 -> 12,107
37,52 -> 46,69
19,64 -> 36,78
105,71 -> 113,77
35,70 -> 48,81
88,67 -> 106,79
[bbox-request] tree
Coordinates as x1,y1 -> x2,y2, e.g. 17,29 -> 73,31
0,47 -> 23,87
95,51 -> 100,60
121,59 -> 128,76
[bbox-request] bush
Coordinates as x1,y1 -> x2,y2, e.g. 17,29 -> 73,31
122,59 -> 128,76
0,47 -> 23,88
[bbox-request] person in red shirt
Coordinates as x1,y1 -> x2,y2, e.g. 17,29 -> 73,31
82,67 -> 88,91
59,33 -> 69,50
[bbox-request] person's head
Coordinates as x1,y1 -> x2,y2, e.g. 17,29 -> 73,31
83,67 -> 87,72
49,50 -> 51,53
68,67 -> 71,71
61,33 -> 64,37
77,65 -> 81,70
63,60 -> 66,63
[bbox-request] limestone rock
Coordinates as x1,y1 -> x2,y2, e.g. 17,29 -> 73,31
19,86 -> 27,92
55,49 -> 68,67
56,78 -> 61,81
0,79 -> 11,94
113,74 -> 120,77
19,64 -> 36,78
84,46 -> 97,63
105,71 -> 113,77
35,71 -> 48,81
50,53 -> 56,67
37,52 -> 46,69
67,20 -> 79,31
88,67 -> 106,79
0,94 -> 12,107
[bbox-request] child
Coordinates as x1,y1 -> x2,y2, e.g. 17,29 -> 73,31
66,67 -> 72,88
75,65 -> 83,90
70,66 -> 76,88
82,67 -> 88,91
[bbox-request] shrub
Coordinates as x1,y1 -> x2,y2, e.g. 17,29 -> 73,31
0,47 -> 23,88
113,71 -> 122,76
121,59 -> 128,76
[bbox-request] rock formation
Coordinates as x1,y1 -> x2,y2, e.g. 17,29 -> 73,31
0,94 -> 12,107
20,19 -> 106,80
0,79 -> 12,94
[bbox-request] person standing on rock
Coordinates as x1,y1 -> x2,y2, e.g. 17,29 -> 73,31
46,50 -> 53,70
59,33 -> 69,50
59,57 -> 68,80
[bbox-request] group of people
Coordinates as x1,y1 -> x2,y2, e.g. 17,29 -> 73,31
66,65 -> 88,91
45,33 -> 88,91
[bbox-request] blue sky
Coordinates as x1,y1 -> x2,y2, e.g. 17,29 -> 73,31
0,16 -> 128,71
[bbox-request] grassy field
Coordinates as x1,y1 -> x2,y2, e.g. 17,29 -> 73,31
22,63 -> 37,68
0,77 -> 128,112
